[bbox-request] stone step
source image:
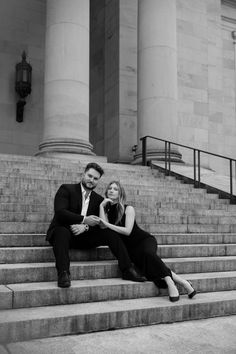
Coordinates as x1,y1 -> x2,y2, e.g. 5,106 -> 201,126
147,223 -> 236,233
159,201 -> 234,210
0,204 -> 50,213
0,175 -> 163,184
144,196 -> 224,206
0,246 -> 114,263
1,243 -> 236,264
132,196 -> 228,205
0,233 -> 48,247
0,194 -> 229,207
1,278 -> 159,310
0,159 -> 166,188
1,233 -> 236,247
0,165 -> 165,182
0,175 -> 187,186
1,271 -> 236,310
0,203 -> 235,218
1,290 -> 236,343
1,201 -> 233,213
0,153 -> 144,169
1,257 -> 236,284
0,189 -> 208,200
0,212 -> 53,222
157,209 -> 236,216
1,221 -> 236,234
155,233 -> 236,245
0,211 -> 236,228
0,177 -> 171,185
0,169 -> 164,180
1,211 -> 236,225
0,182 -> 206,193
0,222 -> 49,234
140,215 -> 236,225
1,189 -> 207,201
0,165 -> 166,173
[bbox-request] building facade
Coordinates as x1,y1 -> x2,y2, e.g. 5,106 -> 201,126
0,0 -> 236,173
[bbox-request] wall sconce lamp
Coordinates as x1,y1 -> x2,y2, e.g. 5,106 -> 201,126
15,51 -> 32,122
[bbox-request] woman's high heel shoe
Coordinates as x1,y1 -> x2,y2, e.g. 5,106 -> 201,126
187,281 -> 196,299
168,283 -> 180,302
169,295 -> 180,302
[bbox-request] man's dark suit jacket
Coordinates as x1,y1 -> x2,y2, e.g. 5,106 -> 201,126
46,183 -> 103,242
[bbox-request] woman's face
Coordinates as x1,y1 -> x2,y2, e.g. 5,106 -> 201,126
106,183 -> 119,202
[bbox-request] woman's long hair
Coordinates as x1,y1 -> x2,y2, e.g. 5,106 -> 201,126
105,181 -> 126,225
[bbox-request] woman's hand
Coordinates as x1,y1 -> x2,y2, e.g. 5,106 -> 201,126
99,218 -> 108,229
100,198 -> 113,207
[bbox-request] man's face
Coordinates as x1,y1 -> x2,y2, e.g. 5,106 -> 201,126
81,168 -> 101,190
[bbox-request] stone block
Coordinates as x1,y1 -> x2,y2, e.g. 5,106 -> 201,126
1,291 -> 236,342
9,280 -> 158,309
194,102 -> 208,116
0,286 -> 12,309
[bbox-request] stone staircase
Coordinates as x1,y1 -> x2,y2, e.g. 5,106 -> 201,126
0,153 -> 236,343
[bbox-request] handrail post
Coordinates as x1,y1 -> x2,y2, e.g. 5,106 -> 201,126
193,149 -> 196,187
230,159 -> 233,200
168,142 -> 171,175
142,137 -> 147,166
198,150 -> 201,187
165,141 -> 167,175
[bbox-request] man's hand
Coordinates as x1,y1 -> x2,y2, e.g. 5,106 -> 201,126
83,215 -> 100,226
70,224 -> 88,236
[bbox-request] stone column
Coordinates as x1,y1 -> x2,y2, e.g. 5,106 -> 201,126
134,0 -> 181,163
232,31 -> 236,112
37,0 -> 94,158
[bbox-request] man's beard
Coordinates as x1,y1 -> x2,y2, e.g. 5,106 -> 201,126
81,180 -> 96,190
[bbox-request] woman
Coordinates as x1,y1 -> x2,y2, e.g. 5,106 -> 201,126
99,181 -> 196,302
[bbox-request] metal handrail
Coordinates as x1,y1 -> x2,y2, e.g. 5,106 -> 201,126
140,135 -> 236,200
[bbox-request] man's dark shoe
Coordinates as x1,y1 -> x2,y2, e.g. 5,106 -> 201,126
58,270 -> 71,288
122,266 -> 146,282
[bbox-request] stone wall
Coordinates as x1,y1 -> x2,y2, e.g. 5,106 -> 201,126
177,0 -> 236,174
221,3 -> 236,170
1,0 -> 236,172
0,0 -> 45,156
90,0 -> 137,163
177,0 -> 216,167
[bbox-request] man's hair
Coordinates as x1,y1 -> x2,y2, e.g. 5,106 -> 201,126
84,162 -> 104,177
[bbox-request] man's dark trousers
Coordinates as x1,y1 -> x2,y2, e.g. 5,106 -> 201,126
50,226 -> 132,274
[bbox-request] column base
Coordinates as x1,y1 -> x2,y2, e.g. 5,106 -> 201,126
36,138 -> 95,158
132,148 -> 183,165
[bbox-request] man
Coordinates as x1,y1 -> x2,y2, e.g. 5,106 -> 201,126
47,162 -> 146,287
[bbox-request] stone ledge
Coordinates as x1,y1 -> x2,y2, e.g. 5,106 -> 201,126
1,291 -> 236,343
3,271 -> 236,310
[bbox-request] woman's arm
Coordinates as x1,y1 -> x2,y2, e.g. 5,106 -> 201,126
99,199 -> 110,221
99,198 -> 112,228
99,205 -> 135,236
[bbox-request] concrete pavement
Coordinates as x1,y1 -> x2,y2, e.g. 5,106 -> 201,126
1,315 -> 236,354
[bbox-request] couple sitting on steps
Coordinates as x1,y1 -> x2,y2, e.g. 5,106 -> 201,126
47,162 -> 196,302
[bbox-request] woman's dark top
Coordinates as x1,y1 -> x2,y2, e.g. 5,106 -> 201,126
107,203 -> 152,245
